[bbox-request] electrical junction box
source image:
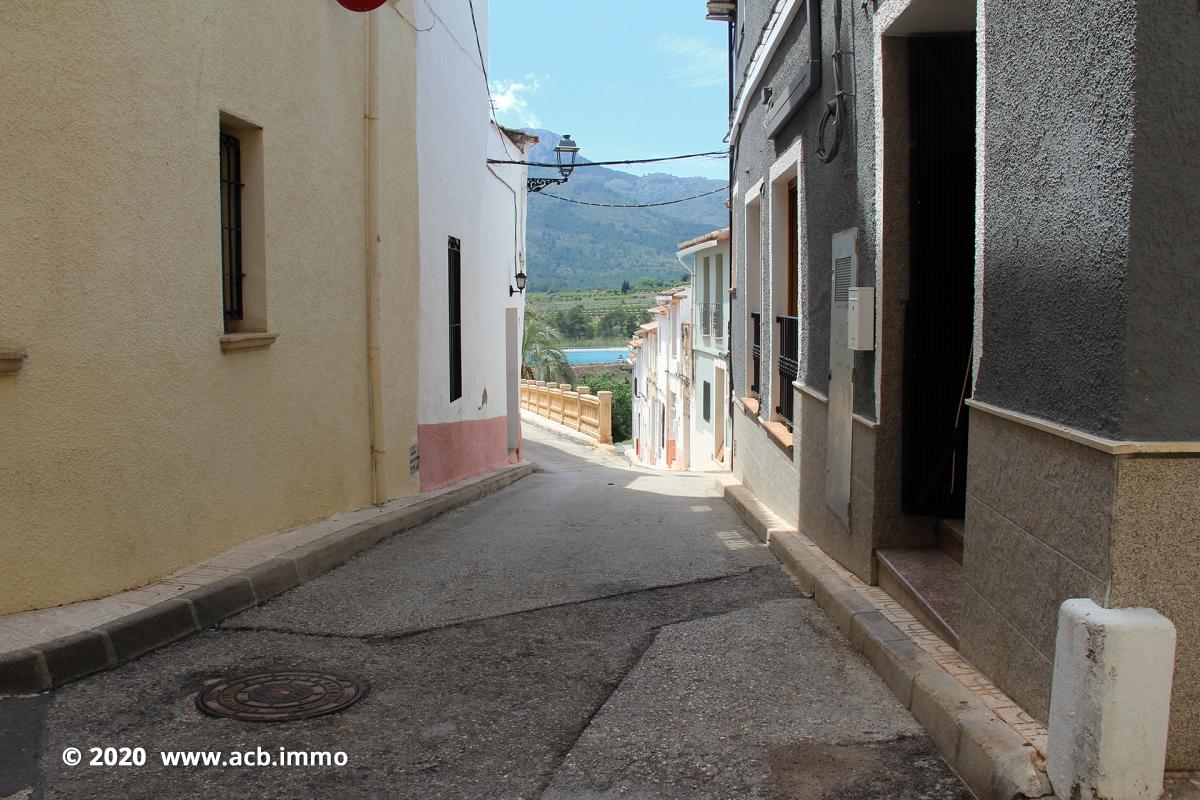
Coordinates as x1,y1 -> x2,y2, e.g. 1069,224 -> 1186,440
847,287 -> 874,351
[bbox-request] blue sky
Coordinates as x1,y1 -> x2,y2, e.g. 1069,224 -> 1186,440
488,1 -> 730,180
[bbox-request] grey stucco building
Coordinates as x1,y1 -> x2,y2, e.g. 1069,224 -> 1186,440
710,0 -> 1199,770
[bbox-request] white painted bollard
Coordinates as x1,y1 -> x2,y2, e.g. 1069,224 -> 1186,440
1047,599 -> 1176,800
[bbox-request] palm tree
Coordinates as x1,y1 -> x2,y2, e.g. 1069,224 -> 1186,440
522,309 -> 576,385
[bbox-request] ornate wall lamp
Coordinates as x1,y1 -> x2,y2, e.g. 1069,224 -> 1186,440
527,135 -> 580,194
509,270 -> 527,296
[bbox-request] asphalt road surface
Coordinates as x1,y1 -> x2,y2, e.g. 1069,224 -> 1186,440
2,427 -> 971,800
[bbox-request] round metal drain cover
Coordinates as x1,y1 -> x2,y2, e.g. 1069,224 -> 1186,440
196,671 -> 366,722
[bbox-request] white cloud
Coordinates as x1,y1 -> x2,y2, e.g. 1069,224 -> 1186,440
490,75 -> 541,128
655,34 -> 726,90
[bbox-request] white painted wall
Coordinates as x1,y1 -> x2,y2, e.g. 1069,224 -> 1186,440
485,125 -> 531,450
632,321 -> 666,466
656,307 -> 670,467
413,0 -> 528,489
630,291 -> 691,470
685,240 -> 732,470
415,0 -> 526,427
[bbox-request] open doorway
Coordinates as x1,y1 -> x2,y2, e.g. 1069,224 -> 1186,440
901,35 -> 976,519
873,29 -> 977,651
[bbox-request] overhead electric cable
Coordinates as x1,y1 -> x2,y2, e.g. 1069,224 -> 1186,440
533,185 -> 729,208
465,0 -> 521,160
488,151 -> 728,168
816,0 -> 847,163
397,8 -> 433,32
466,0 -> 489,86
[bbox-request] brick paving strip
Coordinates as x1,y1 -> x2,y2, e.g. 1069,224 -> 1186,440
0,461 -> 535,695
718,475 -> 1055,800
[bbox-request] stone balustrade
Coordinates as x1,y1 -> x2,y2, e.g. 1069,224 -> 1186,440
520,379 -> 612,445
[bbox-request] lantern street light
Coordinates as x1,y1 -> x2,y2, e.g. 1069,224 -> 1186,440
528,135 -> 580,194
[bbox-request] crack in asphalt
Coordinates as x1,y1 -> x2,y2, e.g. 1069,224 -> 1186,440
205,565 -> 803,797
217,566 -> 780,643
530,629 -> 660,799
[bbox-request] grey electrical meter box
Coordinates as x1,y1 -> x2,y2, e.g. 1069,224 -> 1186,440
847,287 -> 874,351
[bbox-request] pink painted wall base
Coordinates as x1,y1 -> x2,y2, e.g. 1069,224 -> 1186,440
418,416 -> 511,491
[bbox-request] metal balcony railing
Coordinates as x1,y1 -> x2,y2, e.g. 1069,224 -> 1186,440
711,303 -> 726,342
750,311 -> 761,396
776,315 -> 799,428
697,302 -> 711,338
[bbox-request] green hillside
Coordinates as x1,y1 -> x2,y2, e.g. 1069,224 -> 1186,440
522,129 -> 728,293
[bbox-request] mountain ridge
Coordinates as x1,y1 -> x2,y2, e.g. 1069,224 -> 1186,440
521,128 -> 728,292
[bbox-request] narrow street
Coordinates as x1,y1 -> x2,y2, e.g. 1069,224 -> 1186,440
6,429 -> 969,799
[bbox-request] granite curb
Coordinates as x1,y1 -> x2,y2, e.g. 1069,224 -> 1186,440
720,480 -> 1054,800
0,461 -> 535,696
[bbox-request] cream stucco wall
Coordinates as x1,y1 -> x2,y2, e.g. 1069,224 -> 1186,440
0,1 -> 421,615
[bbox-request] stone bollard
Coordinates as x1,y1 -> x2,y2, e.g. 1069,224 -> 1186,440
1047,599 -> 1176,800
597,390 -> 613,444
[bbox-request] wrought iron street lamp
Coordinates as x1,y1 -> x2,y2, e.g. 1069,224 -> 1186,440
528,135 -> 580,194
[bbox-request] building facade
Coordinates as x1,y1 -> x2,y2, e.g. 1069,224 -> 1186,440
414,1 -> 530,491
630,288 -> 691,469
0,0 -> 529,617
0,0 -> 422,616
714,0 -> 1200,768
678,229 -> 733,470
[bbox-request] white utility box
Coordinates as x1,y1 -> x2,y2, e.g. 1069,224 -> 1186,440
847,287 -> 874,351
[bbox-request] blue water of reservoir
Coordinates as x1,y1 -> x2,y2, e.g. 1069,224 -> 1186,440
563,348 -> 628,366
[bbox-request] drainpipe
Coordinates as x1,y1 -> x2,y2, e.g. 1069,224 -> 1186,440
675,251 -> 697,276
364,11 -> 387,505
727,14 -> 736,472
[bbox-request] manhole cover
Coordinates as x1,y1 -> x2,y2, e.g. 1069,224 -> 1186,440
196,671 -> 366,722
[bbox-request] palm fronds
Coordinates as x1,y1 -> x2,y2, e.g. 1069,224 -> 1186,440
522,309 -> 577,385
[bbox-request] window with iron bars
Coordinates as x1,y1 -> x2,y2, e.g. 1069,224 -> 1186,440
219,132 -> 244,330
776,314 -> 798,428
698,303 -> 725,342
448,236 -> 463,402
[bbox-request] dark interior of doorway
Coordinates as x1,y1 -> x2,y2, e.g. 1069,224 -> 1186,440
901,35 -> 977,519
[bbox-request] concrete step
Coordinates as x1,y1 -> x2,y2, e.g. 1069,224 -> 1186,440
875,547 -> 963,649
936,518 -> 964,565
